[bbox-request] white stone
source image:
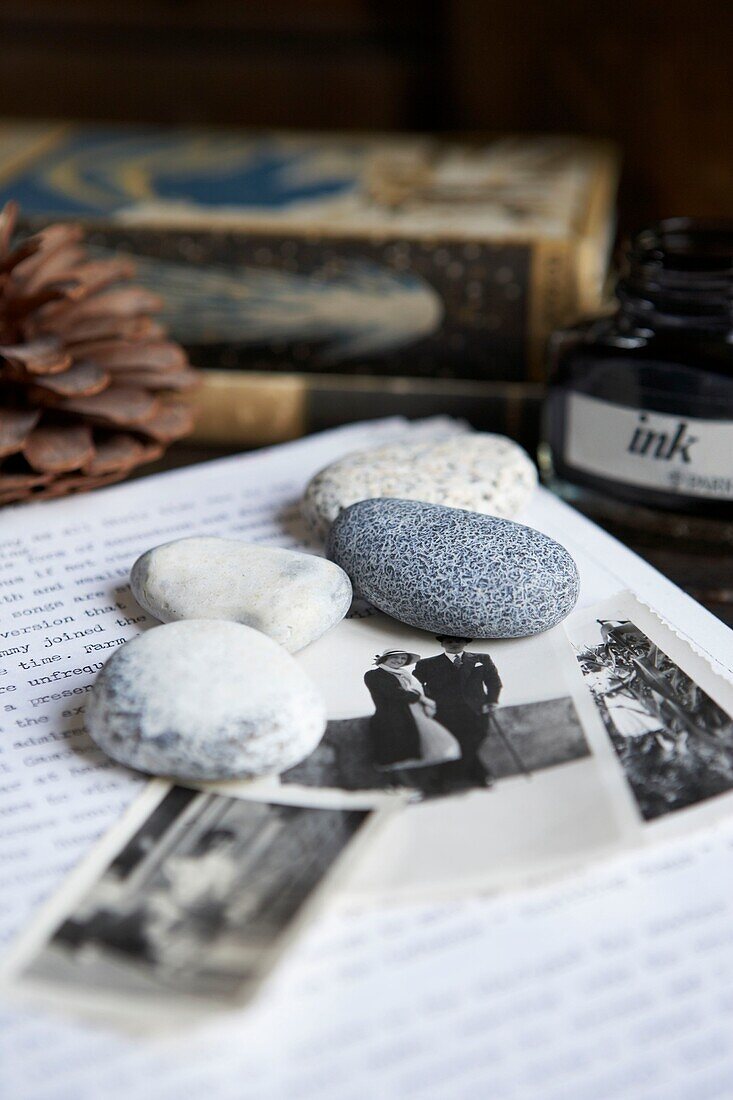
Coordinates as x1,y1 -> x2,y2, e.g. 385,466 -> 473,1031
86,620 -> 326,780
302,432 -> 537,540
130,536 -> 352,653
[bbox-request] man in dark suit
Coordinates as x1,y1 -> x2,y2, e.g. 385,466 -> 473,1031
415,636 -> 502,787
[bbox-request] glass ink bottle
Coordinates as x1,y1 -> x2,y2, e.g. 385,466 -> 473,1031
541,219 -> 733,537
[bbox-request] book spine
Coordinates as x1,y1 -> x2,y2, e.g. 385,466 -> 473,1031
527,238 -> 577,382
189,370 -> 544,451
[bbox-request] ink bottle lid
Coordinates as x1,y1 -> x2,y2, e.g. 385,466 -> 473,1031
540,218 -> 733,544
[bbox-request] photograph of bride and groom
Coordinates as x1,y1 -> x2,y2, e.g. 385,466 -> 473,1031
283,634 -> 591,799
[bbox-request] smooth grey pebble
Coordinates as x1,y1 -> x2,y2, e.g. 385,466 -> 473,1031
327,497 -> 579,638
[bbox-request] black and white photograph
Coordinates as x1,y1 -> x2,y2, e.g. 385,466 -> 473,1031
17,786 -> 370,1006
285,628 -> 590,799
571,615 -> 733,821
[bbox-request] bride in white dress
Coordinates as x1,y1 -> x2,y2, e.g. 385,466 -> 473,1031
365,650 -> 461,771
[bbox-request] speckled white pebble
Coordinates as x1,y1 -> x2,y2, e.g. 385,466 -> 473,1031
130,536 -> 352,653
302,432 -> 537,539
86,620 -> 326,780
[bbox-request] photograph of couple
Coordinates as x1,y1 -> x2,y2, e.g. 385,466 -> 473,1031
283,632 -> 590,799
365,637 -> 507,791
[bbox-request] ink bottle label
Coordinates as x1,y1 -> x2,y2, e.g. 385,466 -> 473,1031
565,393 -> 733,501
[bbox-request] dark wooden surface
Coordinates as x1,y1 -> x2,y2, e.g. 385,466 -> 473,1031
448,0 -> 733,227
144,442 -> 733,631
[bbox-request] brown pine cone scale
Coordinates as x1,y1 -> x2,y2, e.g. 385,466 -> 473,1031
0,202 -> 197,504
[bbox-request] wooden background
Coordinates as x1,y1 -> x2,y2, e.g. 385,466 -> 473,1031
0,0 -> 731,231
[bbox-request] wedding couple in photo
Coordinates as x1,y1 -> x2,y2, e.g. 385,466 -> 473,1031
364,636 -> 503,793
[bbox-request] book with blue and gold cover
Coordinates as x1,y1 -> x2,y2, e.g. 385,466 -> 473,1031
0,122 -> 618,443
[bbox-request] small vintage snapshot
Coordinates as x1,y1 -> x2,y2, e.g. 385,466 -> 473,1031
567,594 -> 733,822
283,622 -> 590,800
12,784 -> 371,1015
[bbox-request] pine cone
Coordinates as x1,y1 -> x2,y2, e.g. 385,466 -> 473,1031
0,202 -> 198,505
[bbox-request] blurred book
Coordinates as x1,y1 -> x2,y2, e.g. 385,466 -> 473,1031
1,123 -> 618,389
0,123 -> 617,448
